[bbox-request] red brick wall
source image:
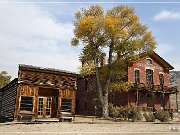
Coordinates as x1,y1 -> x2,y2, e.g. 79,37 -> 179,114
76,75 -> 100,115
128,56 -> 169,86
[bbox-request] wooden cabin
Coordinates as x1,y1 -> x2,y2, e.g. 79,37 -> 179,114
76,52 -> 178,115
0,65 -> 79,121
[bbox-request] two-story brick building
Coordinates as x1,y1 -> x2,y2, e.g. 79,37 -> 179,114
76,52 -> 178,115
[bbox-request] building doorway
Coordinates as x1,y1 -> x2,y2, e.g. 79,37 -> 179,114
38,97 -> 52,118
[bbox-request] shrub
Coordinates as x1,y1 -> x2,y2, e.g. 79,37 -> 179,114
144,113 -> 155,122
109,105 -> 142,122
117,106 -> 130,121
155,110 -> 170,122
128,107 -> 142,122
109,104 -> 119,119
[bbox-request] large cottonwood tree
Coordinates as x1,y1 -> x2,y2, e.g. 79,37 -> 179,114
71,5 -> 156,118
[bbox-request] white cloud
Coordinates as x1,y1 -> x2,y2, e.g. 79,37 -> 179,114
0,4 -> 81,79
155,42 -> 175,55
153,10 -> 180,21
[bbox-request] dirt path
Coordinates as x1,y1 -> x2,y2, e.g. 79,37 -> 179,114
0,122 -> 180,135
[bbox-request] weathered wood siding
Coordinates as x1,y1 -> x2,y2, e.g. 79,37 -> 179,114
0,89 -> 3,117
0,79 -> 18,121
14,85 -> 38,118
16,65 -> 79,118
60,89 -> 76,115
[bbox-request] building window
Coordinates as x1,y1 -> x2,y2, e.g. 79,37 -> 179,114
147,59 -> 152,64
84,102 -> 88,111
159,73 -> 164,86
84,78 -> 88,91
134,70 -> 140,83
146,69 -> 153,85
159,94 -> 163,107
135,92 -> 141,106
20,96 -> 33,112
111,93 -> 115,105
61,99 -> 72,113
146,93 -> 153,107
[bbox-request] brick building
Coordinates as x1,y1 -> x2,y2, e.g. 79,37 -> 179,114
76,52 -> 178,115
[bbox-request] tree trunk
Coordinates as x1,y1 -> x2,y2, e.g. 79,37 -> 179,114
96,67 -> 109,119
102,88 -> 109,119
101,91 -> 109,118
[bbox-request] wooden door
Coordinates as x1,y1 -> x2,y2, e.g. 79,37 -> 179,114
38,97 -> 52,118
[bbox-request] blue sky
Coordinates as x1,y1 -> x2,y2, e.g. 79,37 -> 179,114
0,0 -> 180,79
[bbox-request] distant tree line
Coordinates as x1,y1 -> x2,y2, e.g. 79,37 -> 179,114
0,71 -> 11,89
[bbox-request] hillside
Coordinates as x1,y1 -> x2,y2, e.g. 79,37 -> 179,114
169,71 -> 180,110
170,71 -> 180,84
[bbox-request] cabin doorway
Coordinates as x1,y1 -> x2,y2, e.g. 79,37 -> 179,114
37,87 -> 59,118
38,97 -> 52,118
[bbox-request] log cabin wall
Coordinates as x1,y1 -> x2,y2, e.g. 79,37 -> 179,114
16,65 -> 79,119
0,89 -> 3,117
0,79 -> 18,121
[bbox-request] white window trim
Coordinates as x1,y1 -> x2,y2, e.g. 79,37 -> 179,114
159,72 -> 164,75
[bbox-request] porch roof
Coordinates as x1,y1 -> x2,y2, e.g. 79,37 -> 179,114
132,83 -> 178,94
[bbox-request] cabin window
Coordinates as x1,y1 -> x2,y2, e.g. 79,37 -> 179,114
146,69 -> 153,85
134,70 -> 140,83
20,96 -> 33,112
61,99 -> 72,113
159,74 -> 164,86
147,59 -> 152,64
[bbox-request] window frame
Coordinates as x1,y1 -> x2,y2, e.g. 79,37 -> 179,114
20,96 -> 33,112
134,69 -> 140,83
146,69 -> 153,85
159,73 -> 164,86
146,58 -> 152,65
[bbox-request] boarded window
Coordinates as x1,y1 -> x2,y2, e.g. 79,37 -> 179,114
134,70 -> 140,83
61,99 -> 72,113
20,96 -> 33,111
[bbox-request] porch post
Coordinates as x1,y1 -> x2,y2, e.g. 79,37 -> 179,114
128,91 -> 129,107
152,83 -> 155,110
152,92 -> 154,109
176,92 -> 178,112
135,82 -> 139,107
57,89 -> 61,118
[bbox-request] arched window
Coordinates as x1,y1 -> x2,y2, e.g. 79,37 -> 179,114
147,58 -> 152,64
146,69 -> 153,85
134,70 -> 140,83
159,74 -> 164,86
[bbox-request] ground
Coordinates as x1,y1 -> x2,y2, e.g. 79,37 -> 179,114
0,116 -> 180,135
